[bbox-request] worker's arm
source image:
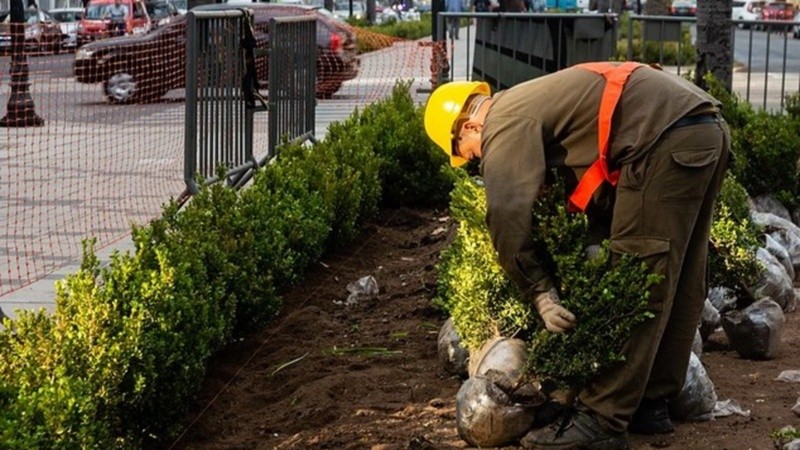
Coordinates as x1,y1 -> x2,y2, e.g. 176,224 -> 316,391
481,115 -> 575,332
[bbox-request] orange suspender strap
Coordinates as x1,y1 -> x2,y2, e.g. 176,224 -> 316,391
567,61 -> 646,213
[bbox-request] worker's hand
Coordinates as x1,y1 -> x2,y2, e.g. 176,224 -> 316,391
533,288 -> 576,333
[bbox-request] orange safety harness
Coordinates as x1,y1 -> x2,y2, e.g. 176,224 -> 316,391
567,61 -> 647,213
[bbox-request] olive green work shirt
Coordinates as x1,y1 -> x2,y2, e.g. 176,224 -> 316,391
479,64 -> 721,300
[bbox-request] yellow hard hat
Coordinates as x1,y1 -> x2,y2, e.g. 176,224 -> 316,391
424,81 -> 491,167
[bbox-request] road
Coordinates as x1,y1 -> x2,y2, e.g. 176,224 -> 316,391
732,27 -> 800,74
0,27 -> 795,117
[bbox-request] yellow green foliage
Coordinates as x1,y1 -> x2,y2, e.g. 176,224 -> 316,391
437,173 -> 660,388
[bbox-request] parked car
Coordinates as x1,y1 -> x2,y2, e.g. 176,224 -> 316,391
669,0 -> 696,16
794,9 -> 800,37
77,0 -> 151,45
731,0 -> 765,28
49,7 -> 83,50
332,1 -> 365,21
144,0 -> 180,28
74,3 -> 360,103
0,8 -> 65,54
761,1 -> 796,21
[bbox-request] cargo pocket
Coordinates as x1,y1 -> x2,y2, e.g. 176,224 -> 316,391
610,237 -> 670,311
659,147 -> 719,201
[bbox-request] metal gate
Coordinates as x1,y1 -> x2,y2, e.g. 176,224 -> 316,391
184,9 -> 316,196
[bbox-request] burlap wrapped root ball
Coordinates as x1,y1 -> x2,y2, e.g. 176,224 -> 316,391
456,337 -> 547,448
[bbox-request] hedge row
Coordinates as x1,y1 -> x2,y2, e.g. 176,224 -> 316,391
705,74 -> 800,210
615,13 -> 697,66
0,82 -> 452,449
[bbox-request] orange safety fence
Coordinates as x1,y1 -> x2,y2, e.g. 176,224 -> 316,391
0,9 -> 445,298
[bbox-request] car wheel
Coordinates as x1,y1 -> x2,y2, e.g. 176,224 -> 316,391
316,79 -> 342,99
104,72 -> 139,104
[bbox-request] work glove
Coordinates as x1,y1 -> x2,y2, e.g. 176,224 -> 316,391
533,288 -> 576,333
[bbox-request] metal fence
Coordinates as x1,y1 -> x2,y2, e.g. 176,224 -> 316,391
627,14 -> 799,111
184,10 -> 316,197
436,12 -> 800,112
267,15 -> 317,157
437,12 -> 618,90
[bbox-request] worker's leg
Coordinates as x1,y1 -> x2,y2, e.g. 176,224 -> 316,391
578,121 -> 728,432
641,121 -> 730,401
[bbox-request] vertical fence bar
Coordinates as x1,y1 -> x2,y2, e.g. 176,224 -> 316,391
779,28 -> 787,111
185,12 -> 198,193
627,15 -> 633,61
746,28 -> 753,102
763,28 -> 770,110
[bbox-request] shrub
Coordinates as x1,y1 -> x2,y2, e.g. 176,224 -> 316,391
434,172 -> 533,350
709,205 -> 762,298
437,174 -> 660,389
353,14 -> 432,53
786,91 -> 800,121
615,14 -> 696,65
704,72 -> 756,130
359,81 -> 457,206
730,109 -> 800,209
0,239 -> 219,447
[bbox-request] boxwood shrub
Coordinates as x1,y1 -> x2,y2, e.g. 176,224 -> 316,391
0,81 -> 445,448
437,173 -> 660,389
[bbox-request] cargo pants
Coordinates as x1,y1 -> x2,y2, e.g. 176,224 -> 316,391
578,118 -> 731,432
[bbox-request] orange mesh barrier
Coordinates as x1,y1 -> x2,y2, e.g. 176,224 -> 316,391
0,10 -> 443,298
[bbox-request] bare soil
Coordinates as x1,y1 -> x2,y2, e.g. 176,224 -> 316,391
170,207 -> 800,450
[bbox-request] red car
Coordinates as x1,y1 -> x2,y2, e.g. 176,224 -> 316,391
77,0 -> 152,45
761,1 -> 796,21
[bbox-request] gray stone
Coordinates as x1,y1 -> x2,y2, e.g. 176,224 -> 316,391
668,352 -> 717,421
708,286 -> 738,315
785,438 -> 800,450
764,233 -> 796,281
792,398 -> 800,418
700,299 -> 720,342
437,318 -> 469,378
751,212 -> 800,276
749,195 -> 792,221
793,207 -> 800,228
750,248 -> 796,311
455,376 -> 537,448
721,298 -> 785,360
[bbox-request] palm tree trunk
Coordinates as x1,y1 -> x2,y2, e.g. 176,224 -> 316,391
694,0 -> 733,90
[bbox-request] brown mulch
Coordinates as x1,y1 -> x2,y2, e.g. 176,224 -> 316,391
169,207 -> 800,450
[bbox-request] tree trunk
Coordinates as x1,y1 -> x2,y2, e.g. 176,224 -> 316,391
694,0 -> 733,91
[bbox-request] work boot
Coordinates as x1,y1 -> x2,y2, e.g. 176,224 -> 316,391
629,398 -> 675,435
520,409 -> 629,450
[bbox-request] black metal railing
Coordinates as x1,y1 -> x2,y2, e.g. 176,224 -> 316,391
184,9 -> 317,197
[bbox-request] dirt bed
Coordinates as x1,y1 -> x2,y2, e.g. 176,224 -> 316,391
171,207 -> 800,450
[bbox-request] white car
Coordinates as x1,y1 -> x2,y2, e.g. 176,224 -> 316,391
794,10 -> 799,39
332,0 -> 365,21
731,0 -> 765,28
49,7 -> 83,50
